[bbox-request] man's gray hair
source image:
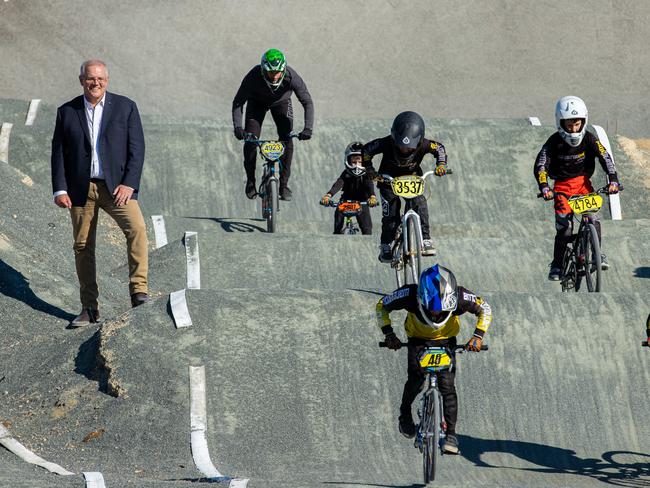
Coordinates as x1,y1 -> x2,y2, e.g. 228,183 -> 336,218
80,59 -> 108,77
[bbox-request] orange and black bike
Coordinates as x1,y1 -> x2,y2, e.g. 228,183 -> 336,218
321,199 -> 369,235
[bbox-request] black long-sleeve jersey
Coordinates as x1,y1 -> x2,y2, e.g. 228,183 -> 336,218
534,130 -> 619,190
362,136 -> 447,177
232,65 -> 314,130
326,171 -> 376,201
376,284 -> 492,341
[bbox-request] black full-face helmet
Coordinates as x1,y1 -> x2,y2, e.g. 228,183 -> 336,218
390,111 -> 425,166
344,141 -> 365,176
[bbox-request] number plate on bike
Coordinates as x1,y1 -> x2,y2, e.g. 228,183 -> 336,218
419,347 -> 452,371
260,141 -> 285,161
391,175 -> 425,198
568,193 -> 603,214
337,201 -> 362,216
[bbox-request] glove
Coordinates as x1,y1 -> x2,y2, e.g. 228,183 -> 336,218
298,128 -> 312,140
541,186 -> 554,201
234,127 -> 245,140
608,182 -> 619,194
434,165 -> 447,177
320,194 -> 331,206
368,195 -> 378,207
466,335 -> 483,352
384,333 -> 402,350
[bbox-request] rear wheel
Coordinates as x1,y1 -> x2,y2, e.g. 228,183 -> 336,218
422,392 -> 439,483
267,179 -> 278,233
583,223 -> 602,292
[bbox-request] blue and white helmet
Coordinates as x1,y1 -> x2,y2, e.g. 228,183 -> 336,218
555,96 -> 588,147
417,264 -> 458,328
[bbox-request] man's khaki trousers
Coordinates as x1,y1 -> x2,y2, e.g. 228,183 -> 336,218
70,180 -> 148,309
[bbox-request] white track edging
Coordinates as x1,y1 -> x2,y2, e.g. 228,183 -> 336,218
170,289 -> 193,328
592,124 -> 622,220
151,215 -> 168,249
0,122 -> 12,163
184,231 -> 201,289
189,366 -> 248,487
528,116 -> 541,126
0,424 -> 74,475
25,99 -> 41,126
83,471 -> 107,487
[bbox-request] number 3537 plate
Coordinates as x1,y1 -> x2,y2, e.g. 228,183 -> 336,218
391,175 -> 425,198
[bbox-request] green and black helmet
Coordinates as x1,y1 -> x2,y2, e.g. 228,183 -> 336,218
261,48 -> 287,89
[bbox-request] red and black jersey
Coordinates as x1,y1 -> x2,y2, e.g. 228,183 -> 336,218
534,130 -> 618,190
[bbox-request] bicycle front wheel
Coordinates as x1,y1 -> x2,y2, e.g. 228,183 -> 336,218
583,222 -> 602,292
267,179 -> 278,233
405,219 -> 422,285
422,392 -> 439,483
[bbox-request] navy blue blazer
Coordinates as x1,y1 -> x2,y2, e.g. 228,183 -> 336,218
51,92 -> 145,206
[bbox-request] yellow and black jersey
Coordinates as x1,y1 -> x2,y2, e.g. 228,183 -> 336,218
362,136 -> 447,178
534,130 -> 618,190
376,284 -> 492,341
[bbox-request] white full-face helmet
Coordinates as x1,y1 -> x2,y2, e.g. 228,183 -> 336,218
555,96 -> 588,147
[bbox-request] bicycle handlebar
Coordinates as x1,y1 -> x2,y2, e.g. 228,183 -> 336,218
378,342 -> 488,351
243,132 -> 299,143
642,340 -> 649,348
321,199 -> 370,208
536,184 -> 624,199
375,168 -> 453,183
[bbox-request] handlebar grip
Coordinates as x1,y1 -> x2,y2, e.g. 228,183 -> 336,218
446,168 -> 453,175
642,341 -> 649,347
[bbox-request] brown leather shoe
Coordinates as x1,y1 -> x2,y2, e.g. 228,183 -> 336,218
70,308 -> 100,327
131,292 -> 150,308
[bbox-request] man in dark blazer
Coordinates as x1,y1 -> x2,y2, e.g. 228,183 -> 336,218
51,59 -> 149,326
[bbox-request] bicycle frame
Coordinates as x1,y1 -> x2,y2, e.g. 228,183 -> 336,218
380,171 -> 436,287
243,133 -> 297,233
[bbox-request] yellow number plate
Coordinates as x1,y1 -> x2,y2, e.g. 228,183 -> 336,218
568,193 -> 603,214
260,141 -> 285,160
391,175 -> 425,198
419,350 -> 451,369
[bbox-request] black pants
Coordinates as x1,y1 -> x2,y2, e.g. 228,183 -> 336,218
379,184 -> 430,245
552,213 -> 602,267
243,99 -> 294,189
402,337 -> 458,436
334,207 -> 372,235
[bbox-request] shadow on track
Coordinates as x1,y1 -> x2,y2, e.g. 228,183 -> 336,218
633,267 -> 650,278
0,259 -> 75,321
185,217 -> 266,233
460,434 -> 650,487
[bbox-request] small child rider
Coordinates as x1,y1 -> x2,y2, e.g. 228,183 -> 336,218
377,264 -> 492,455
320,142 -> 378,235
534,96 -> 620,281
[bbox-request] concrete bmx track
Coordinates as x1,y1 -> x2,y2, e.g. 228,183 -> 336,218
1,1 -> 650,487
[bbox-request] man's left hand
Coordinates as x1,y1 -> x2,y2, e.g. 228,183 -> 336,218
608,182 -> 619,194
466,336 -> 483,352
113,185 -> 134,206
435,165 -> 447,177
298,128 -> 312,140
